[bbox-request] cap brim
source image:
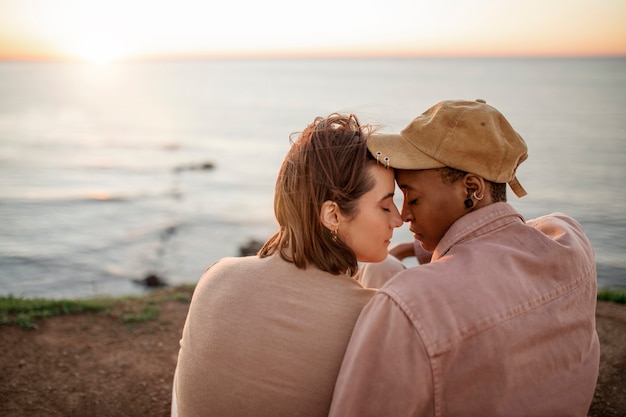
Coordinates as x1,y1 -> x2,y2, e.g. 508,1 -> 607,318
368,133 -> 445,170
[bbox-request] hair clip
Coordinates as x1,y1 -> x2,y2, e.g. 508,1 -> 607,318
383,156 -> 390,168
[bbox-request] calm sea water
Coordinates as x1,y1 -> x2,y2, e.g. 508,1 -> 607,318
1,57 -> 625,299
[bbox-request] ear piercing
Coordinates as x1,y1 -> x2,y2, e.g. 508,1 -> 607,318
464,191 -> 484,209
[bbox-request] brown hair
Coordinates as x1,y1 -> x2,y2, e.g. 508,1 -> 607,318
258,113 -> 377,275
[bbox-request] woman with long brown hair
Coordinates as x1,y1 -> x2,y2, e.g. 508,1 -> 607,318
172,113 -> 403,417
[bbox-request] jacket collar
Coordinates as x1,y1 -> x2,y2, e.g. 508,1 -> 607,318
433,202 -> 525,261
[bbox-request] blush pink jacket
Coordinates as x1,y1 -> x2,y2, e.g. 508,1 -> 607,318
329,202 -> 600,417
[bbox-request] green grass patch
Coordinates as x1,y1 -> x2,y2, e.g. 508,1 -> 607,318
0,284 -> 195,330
118,298 -> 162,323
0,296 -> 114,329
4,285 -> 620,330
597,288 -> 626,305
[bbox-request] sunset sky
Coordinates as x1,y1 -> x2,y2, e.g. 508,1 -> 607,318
1,0 -> 625,62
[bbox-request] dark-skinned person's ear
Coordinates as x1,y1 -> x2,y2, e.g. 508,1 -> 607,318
462,174 -> 486,209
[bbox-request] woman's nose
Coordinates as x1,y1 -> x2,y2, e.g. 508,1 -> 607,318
391,205 -> 403,228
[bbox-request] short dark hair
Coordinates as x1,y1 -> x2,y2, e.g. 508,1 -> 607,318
438,167 -> 507,202
259,113 -> 377,275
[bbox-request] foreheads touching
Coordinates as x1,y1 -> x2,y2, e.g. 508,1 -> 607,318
260,113 -> 379,274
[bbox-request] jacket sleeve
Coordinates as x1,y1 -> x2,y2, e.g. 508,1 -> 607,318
356,255 -> 406,289
329,292 -> 434,417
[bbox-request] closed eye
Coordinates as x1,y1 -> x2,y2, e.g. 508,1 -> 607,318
379,192 -> 396,212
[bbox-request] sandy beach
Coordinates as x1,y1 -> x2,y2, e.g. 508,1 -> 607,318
1,286 -> 624,416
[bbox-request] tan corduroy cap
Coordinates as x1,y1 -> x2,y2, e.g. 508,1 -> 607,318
369,99 -> 528,197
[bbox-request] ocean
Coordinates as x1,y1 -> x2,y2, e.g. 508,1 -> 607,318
0,57 -> 625,299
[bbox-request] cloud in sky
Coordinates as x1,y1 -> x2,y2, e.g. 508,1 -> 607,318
1,0 -> 625,61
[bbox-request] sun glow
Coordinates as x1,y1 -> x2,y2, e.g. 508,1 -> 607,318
0,0 -> 625,61
69,34 -> 127,64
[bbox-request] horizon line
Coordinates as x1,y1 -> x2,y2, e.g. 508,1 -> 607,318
1,51 -> 625,63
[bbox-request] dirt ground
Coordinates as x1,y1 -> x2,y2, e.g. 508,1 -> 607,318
1,288 -> 625,417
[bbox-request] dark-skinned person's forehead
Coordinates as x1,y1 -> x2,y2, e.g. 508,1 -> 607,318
394,169 -> 432,190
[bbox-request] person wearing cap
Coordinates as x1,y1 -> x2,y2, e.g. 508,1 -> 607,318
328,99 -> 600,416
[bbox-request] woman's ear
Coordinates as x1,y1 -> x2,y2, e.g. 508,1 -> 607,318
320,200 -> 340,232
